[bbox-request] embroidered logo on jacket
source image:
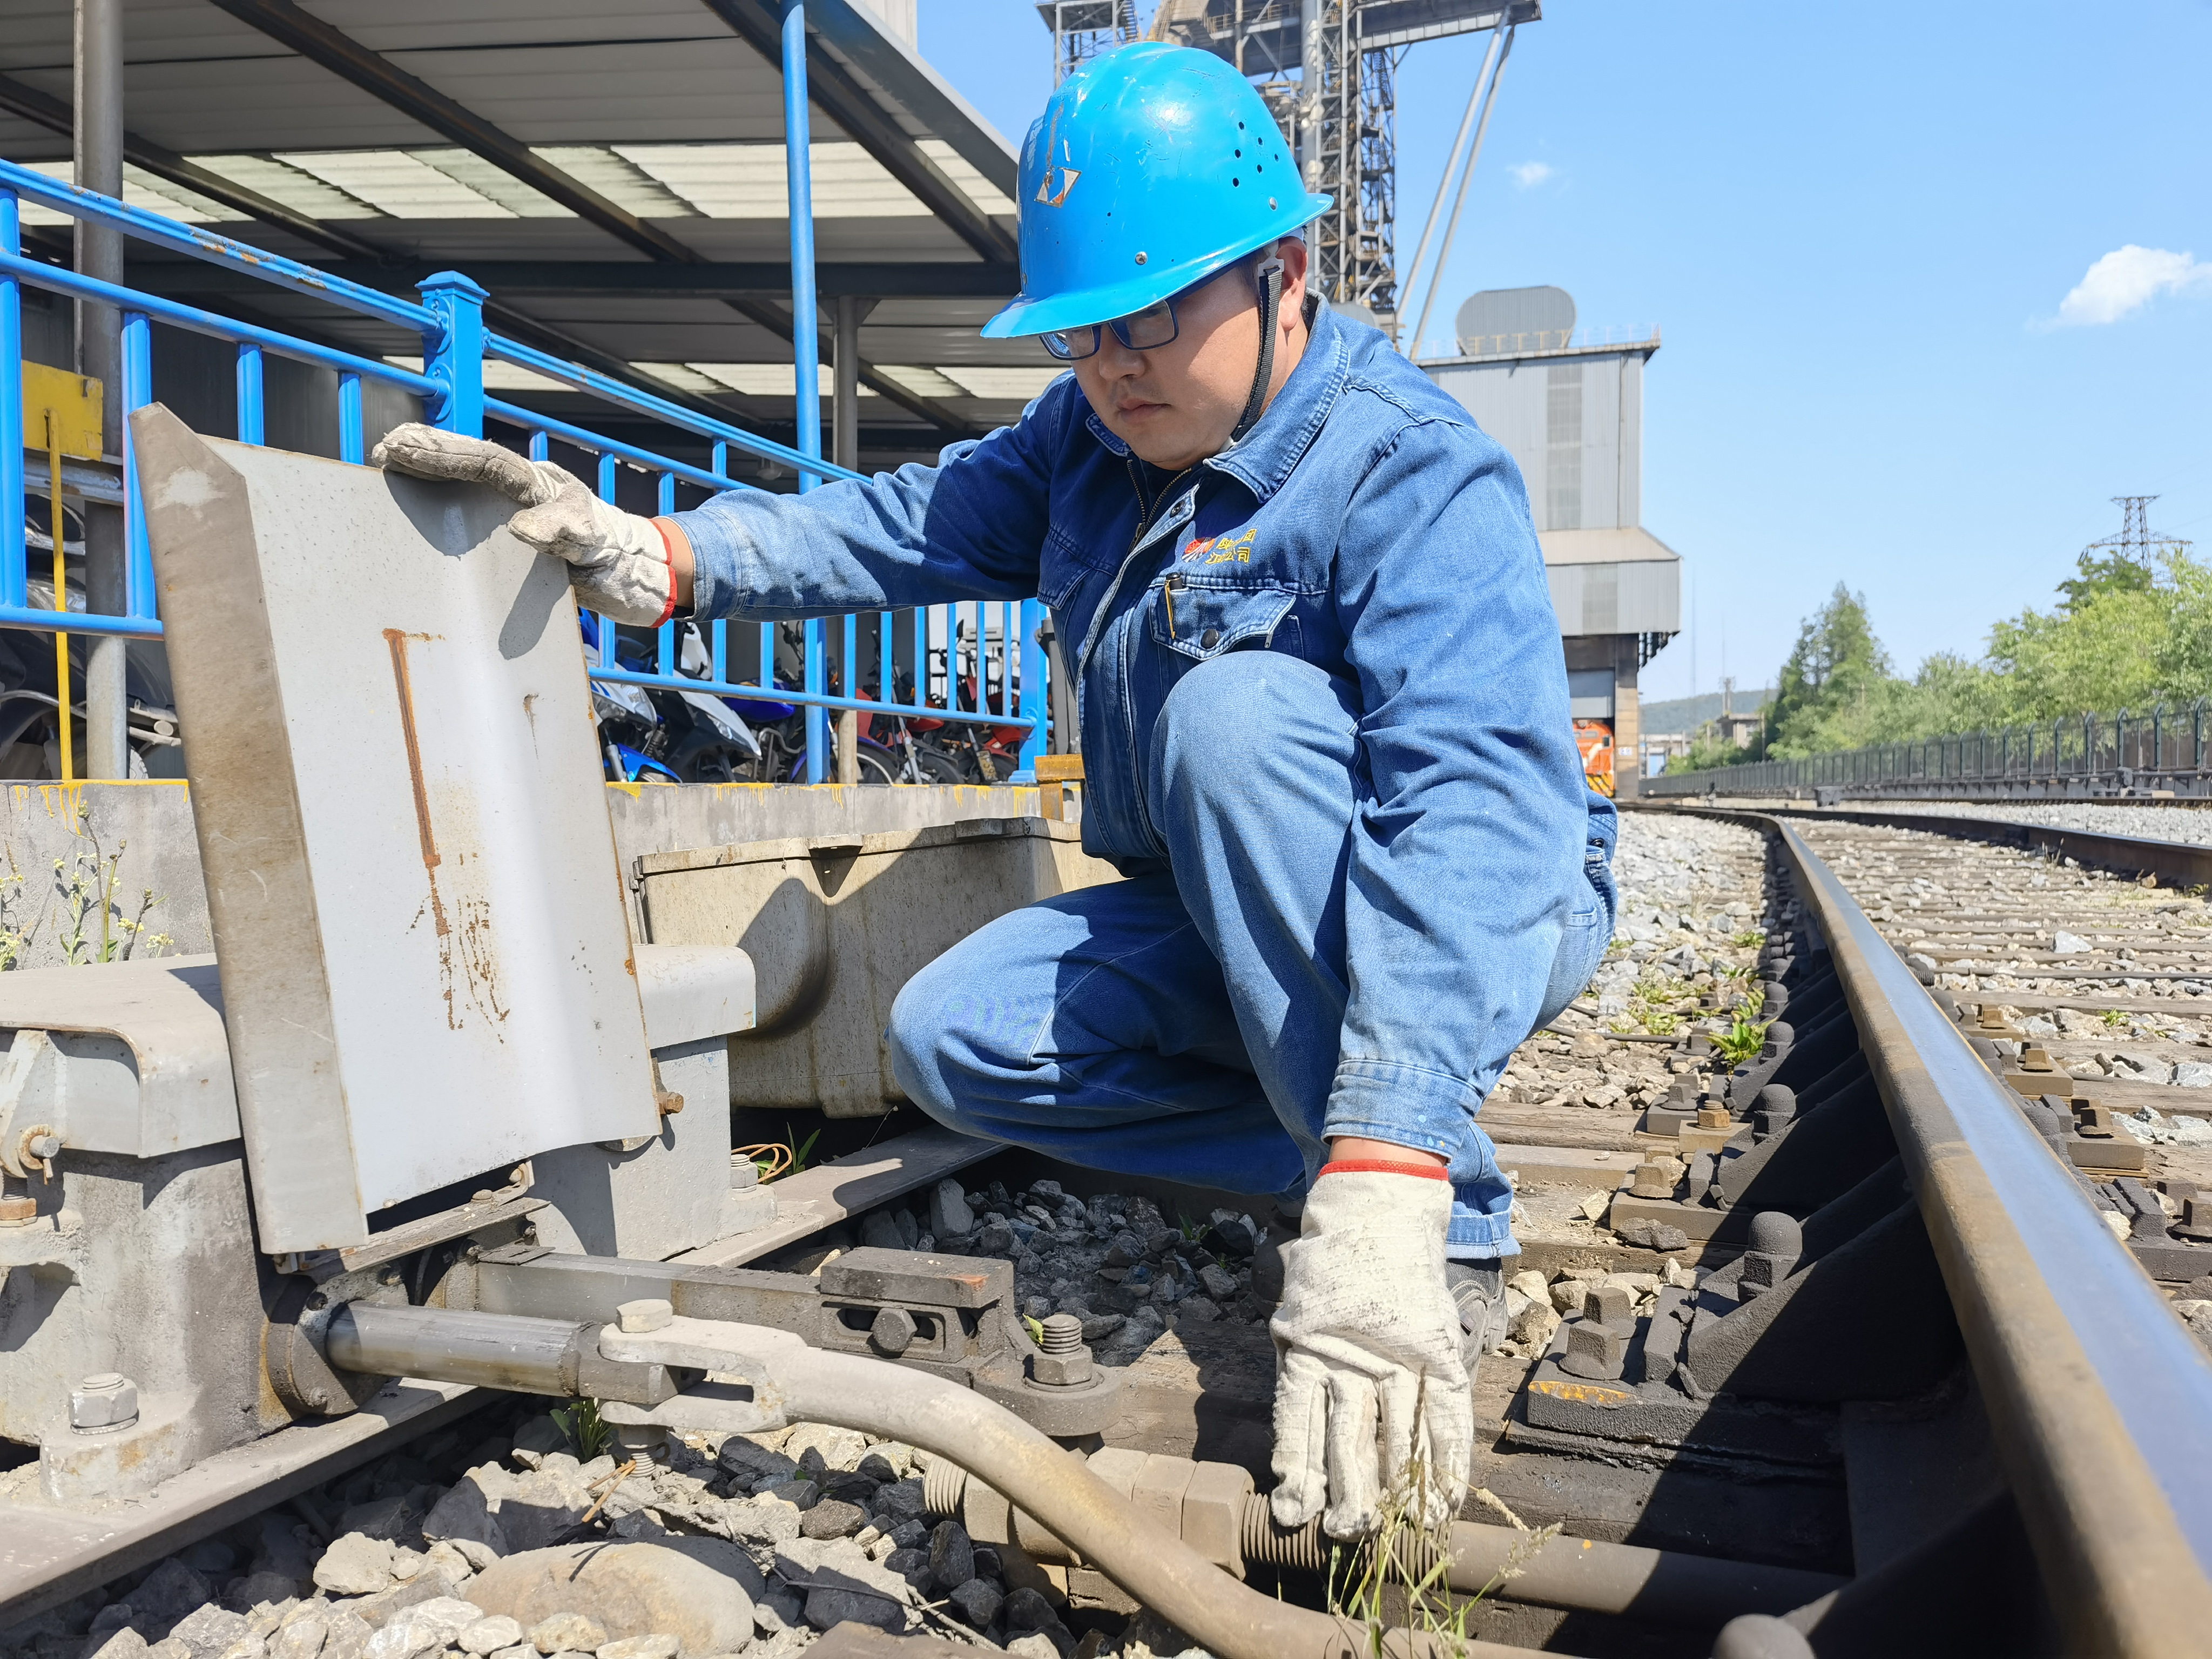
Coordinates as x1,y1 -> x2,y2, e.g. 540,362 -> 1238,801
1182,526 -> 1257,565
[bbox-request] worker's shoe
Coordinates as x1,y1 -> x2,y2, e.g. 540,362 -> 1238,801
1444,1260 -> 1506,1374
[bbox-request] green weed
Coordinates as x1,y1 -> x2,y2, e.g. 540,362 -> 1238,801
1715,1014 -> 1772,1065
551,1398 -> 613,1461
784,1124 -> 822,1177
1326,1459 -> 1562,1654
0,805 -> 171,968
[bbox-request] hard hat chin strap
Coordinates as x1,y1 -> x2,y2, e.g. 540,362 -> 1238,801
1229,255 -> 1285,444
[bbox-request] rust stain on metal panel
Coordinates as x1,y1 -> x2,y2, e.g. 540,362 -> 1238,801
386,629 -> 507,1034
383,630 -> 441,875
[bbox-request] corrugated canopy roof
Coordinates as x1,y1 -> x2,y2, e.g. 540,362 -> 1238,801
0,0 -> 1046,466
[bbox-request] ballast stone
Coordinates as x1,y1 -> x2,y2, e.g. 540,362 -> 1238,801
465,1542 -> 757,1657
315,1536 -> 398,1597
458,1617 -> 525,1656
527,1614 -> 607,1655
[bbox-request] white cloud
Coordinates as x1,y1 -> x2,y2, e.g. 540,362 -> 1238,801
1509,161 -> 1554,188
2052,245 -> 2212,326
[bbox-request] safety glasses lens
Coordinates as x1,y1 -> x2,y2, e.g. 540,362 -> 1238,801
1040,328 -> 1098,361
1110,301 -> 1179,351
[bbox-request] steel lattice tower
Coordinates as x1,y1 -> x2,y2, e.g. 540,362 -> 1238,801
1041,1 -> 1141,84
2087,496 -> 2193,563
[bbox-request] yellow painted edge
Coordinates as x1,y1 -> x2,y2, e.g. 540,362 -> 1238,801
1528,1378 -> 1635,1410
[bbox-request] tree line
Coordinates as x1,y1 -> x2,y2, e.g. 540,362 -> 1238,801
1689,543 -> 2212,768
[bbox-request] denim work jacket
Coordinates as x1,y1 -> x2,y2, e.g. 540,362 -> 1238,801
674,301 -> 1617,1160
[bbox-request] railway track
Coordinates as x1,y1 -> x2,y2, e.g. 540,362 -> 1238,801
1618,803 -> 2212,1653
10,807 -> 2212,1659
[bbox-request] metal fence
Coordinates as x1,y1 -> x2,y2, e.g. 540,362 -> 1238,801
0,17 -> 1043,789
1647,702 -> 2212,799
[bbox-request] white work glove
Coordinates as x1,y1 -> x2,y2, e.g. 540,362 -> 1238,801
370,424 -> 675,626
1269,1166 -> 1473,1539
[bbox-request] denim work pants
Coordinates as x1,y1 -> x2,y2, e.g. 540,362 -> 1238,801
890,652 -> 1615,1259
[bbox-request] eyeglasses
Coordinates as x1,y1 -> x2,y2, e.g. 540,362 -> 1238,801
1040,296 -> 1182,362
1038,258 -> 1255,362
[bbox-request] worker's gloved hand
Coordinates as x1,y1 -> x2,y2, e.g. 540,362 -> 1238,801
370,424 -> 675,626
1269,1165 -> 1473,1539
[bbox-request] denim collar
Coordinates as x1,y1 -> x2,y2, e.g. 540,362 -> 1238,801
1077,300 -> 1351,504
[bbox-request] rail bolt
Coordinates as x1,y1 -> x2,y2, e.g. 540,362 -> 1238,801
1029,1347 -> 1095,1387
1030,1313 -> 1094,1385
70,1372 -> 139,1433
870,1305 -> 918,1356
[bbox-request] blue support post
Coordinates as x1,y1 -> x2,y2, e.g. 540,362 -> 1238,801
417,271 -> 488,437
878,610 -> 892,714
657,471 -> 677,675
597,453 -> 619,668
708,438 -> 731,684
236,342 -> 265,444
1,186 -> 25,611
783,0 -> 828,782
121,311 -> 153,618
339,372 -> 363,463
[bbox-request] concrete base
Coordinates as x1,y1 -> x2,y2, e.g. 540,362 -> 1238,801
1520,1320 -> 1841,1468
0,782 -> 1049,975
1606,1192 -> 1756,1245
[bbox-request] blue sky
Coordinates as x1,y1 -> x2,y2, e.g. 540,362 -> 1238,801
918,1 -> 2212,704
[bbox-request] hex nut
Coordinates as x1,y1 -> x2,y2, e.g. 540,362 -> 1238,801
70,1372 -> 139,1432
616,1298 -> 674,1333
1557,1321 -> 1628,1382
1627,1162 -> 1676,1200
1180,1460 -> 1256,1576
1029,1347 -> 1095,1387
1582,1284 -> 1633,1326
0,1196 -> 37,1226
870,1305 -> 918,1356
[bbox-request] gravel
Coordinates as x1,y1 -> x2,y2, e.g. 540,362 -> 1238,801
1494,813 -> 1771,1112
1824,799 -> 2212,846
6,1383 -> 1226,1659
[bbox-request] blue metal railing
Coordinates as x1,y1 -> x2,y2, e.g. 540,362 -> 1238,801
0,11 -> 1046,785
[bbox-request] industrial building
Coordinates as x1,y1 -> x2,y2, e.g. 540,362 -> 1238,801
1422,284 -> 1681,798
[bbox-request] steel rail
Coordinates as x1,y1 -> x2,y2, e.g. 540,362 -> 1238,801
1735,804 -> 2212,891
1667,805 -> 2212,1655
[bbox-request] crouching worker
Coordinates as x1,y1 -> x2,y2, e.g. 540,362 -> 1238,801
373,42 -> 1616,1541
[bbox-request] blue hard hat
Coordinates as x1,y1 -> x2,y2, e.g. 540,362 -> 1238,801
981,43 -> 1332,340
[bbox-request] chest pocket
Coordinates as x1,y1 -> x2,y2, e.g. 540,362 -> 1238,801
1149,576 -> 1301,662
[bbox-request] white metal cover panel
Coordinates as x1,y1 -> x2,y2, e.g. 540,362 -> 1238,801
132,407 -> 658,1252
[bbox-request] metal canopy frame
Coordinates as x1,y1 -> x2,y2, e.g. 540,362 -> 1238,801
0,1 -> 1038,452
1,2 -> 1053,786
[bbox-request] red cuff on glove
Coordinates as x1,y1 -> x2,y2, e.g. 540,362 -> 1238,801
1317,1159 -> 1451,1181
650,518 -> 681,626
